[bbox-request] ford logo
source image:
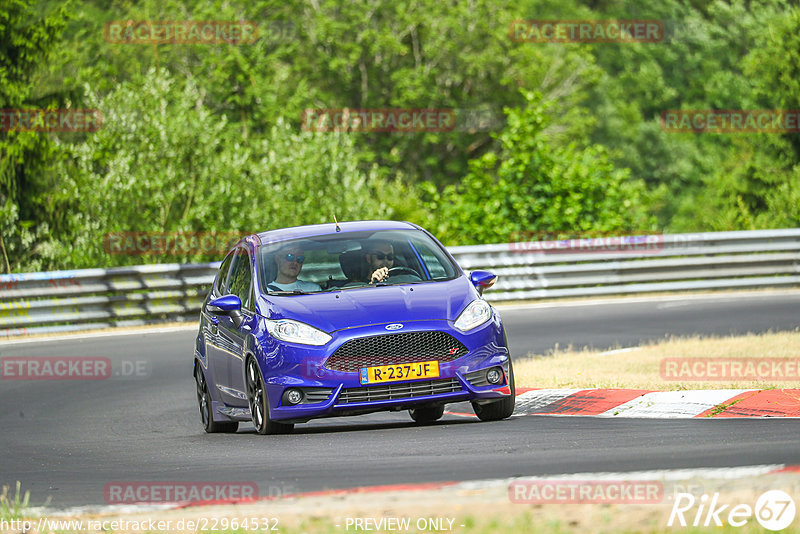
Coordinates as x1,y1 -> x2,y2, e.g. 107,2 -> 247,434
385,323 -> 404,331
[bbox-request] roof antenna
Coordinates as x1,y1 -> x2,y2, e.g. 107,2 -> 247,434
333,214 -> 341,232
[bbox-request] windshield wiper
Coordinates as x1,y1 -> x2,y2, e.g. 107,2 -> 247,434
267,290 -> 309,295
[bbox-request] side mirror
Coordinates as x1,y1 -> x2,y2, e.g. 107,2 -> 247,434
208,295 -> 242,313
470,270 -> 497,295
207,295 -> 243,326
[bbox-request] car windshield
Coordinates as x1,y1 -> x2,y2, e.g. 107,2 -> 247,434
257,229 -> 459,295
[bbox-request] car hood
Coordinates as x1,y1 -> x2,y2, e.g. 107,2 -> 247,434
260,278 -> 478,333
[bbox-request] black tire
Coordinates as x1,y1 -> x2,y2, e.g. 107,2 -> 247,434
195,367 -> 239,433
246,358 -> 294,435
471,359 -> 515,422
409,404 -> 445,424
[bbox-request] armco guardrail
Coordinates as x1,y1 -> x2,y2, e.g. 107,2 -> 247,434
0,263 -> 221,337
1,229 -> 799,337
451,228 -> 800,301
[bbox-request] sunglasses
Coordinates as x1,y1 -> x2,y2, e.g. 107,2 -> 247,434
283,253 -> 305,264
372,253 -> 394,261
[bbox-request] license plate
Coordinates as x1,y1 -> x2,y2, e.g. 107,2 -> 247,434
360,361 -> 440,385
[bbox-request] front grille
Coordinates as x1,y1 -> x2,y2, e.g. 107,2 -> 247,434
337,378 -> 462,404
324,331 -> 468,372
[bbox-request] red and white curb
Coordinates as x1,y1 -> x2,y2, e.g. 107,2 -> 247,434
448,388 -> 800,418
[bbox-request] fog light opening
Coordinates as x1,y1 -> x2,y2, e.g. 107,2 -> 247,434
486,367 -> 503,385
283,388 -> 304,405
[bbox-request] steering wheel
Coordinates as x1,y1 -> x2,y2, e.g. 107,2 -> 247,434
387,266 -> 421,278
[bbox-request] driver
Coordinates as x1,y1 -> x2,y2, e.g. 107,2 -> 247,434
363,239 -> 394,283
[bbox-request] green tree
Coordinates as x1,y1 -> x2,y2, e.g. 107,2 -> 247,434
0,0 -> 71,272
54,0 -> 602,186
689,5 -> 800,230
424,92 -> 653,245
586,0 -> 787,228
55,68 -> 423,268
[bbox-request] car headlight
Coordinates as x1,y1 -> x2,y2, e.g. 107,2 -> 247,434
266,319 -> 332,345
454,299 -> 492,332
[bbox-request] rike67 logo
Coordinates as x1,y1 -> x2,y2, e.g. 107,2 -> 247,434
668,490 -> 796,531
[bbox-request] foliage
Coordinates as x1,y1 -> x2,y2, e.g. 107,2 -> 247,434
684,5 -> 800,230
425,92 -> 654,245
0,0 -> 72,273
3,0 -> 800,272
55,68 -> 423,268
584,0 -> 787,228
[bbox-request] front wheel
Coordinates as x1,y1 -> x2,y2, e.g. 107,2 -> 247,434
246,358 -> 294,435
471,360 -> 515,421
195,367 -> 238,433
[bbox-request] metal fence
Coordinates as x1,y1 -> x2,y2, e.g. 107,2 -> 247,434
1,229 -> 799,337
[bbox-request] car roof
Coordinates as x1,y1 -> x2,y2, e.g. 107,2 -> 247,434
253,220 -> 422,246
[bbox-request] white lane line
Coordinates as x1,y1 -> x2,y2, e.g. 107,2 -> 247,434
494,288 -> 800,311
598,389 -> 755,418
0,325 -> 198,345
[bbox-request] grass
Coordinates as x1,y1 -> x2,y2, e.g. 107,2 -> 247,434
513,330 -> 800,390
0,482 -> 29,521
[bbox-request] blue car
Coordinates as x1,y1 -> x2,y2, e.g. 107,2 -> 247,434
193,220 -> 514,434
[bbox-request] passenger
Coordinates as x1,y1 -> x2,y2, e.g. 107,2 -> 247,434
267,244 -> 321,292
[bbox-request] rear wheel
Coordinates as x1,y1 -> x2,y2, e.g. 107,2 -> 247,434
409,404 -> 445,424
471,359 -> 515,422
195,367 -> 239,433
246,358 -> 294,435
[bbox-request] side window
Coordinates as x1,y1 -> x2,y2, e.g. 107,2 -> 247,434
215,252 -> 235,295
409,238 -> 453,279
227,249 -> 253,311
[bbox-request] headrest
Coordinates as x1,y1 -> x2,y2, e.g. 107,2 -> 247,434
339,249 -> 365,280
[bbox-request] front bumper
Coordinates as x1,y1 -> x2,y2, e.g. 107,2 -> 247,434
255,318 -> 511,422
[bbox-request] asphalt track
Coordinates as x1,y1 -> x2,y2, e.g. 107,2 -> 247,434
1,291 -> 798,508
